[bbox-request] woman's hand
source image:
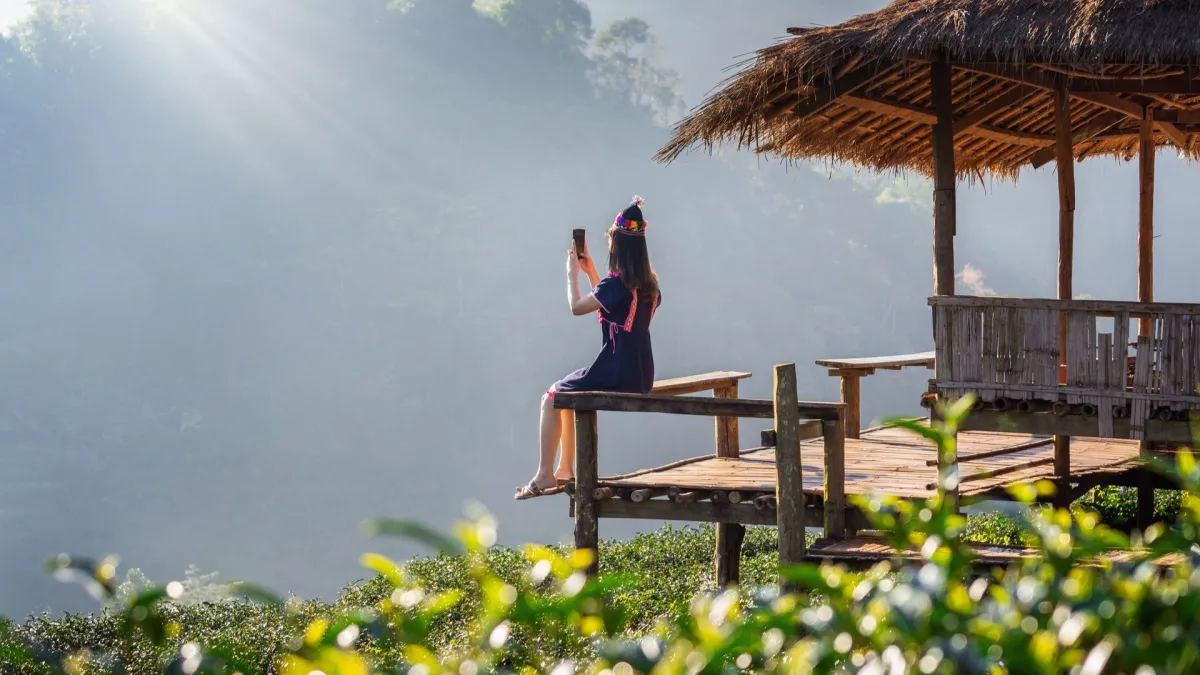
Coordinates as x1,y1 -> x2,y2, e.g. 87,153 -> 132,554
578,242 -> 600,286
578,242 -> 597,275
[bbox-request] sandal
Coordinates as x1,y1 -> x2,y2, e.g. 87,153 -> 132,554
515,480 -> 547,500
556,477 -> 574,486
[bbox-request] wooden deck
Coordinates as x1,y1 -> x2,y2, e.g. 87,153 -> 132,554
593,427 -> 1141,501
549,364 -> 1167,584
807,535 -> 1186,569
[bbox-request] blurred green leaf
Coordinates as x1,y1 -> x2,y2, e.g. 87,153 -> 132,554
227,581 -> 286,607
362,518 -> 466,556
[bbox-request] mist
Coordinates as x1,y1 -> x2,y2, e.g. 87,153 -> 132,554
2,0 -> 1199,618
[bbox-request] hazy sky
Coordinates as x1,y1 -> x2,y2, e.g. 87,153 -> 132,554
0,0 -> 27,31
585,0 -> 882,109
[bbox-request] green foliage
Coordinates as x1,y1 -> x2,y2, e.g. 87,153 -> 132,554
7,524 -> 816,672
0,617 -> 41,672
1073,485 -> 1183,529
14,397 -> 1200,673
961,511 -> 1031,547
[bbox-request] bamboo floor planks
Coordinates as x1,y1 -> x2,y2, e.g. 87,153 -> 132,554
589,428 -> 1141,500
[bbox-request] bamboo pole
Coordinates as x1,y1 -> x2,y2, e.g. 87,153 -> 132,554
1139,113 -> 1156,335
931,55 -> 957,296
840,374 -> 862,439
822,419 -> 847,539
1137,110 -> 1156,530
574,410 -> 599,576
774,364 -> 805,590
1054,78 -> 1075,504
714,382 -> 744,587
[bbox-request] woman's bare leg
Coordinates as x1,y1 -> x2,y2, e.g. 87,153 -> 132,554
517,392 -> 560,497
554,409 -> 575,481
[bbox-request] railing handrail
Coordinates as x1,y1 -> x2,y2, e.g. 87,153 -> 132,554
553,391 -> 843,421
929,295 -> 1200,315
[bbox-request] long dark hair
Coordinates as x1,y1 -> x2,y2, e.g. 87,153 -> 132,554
607,228 -> 659,300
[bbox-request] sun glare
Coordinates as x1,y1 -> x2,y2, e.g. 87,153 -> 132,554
129,0 -> 405,199
0,0 -> 32,36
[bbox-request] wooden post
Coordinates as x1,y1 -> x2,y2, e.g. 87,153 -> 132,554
574,410 -> 599,576
1137,456 -> 1155,533
1138,112 -> 1155,337
716,522 -> 744,587
931,54 -> 956,296
932,405 -> 960,514
1053,435 -> 1071,507
822,418 -> 846,539
714,383 -> 744,587
1053,78 -> 1074,506
840,373 -> 861,439
715,384 -> 739,458
1136,112 -> 1155,524
774,364 -> 805,590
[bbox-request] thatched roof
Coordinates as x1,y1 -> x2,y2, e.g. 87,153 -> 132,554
656,0 -> 1200,179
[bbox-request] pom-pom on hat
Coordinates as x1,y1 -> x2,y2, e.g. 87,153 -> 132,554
612,195 -> 647,235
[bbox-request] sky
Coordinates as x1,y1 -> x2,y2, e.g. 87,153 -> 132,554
0,0 -> 27,31
585,0 -> 883,110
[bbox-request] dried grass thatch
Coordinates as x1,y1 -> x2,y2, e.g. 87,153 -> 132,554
656,0 -> 1200,179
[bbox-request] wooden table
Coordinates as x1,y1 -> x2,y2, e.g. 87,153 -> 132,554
815,351 -> 935,438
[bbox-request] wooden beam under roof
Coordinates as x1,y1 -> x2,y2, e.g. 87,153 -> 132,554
843,93 -> 936,124
1034,64 -> 1186,81
833,86 -> 1196,159
770,59 -> 1199,140
972,125 -> 1053,146
763,62 -> 894,122
952,86 -> 1038,136
1072,93 -> 1191,148
962,64 -> 1177,139
840,92 -> 1102,148
1073,91 -> 1144,119
1156,119 -> 1189,148
957,62 -> 1200,96
1029,111 -> 1128,167
1154,108 -> 1200,124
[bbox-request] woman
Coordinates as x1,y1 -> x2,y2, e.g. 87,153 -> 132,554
515,196 -> 661,500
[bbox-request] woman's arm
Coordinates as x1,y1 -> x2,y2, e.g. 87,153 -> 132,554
567,246 -> 602,316
568,278 -> 602,315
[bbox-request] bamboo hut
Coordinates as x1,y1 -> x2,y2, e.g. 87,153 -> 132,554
535,1 -> 1200,585
656,0 -> 1200,528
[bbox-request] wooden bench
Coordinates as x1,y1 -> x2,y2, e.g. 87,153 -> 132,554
815,351 -> 935,439
651,371 -> 751,396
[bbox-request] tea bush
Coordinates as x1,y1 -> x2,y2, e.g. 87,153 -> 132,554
7,395 -> 1200,674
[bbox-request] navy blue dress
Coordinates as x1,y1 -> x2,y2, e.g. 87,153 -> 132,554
550,274 -> 660,397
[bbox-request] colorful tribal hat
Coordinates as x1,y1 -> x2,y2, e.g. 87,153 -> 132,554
612,195 -> 647,235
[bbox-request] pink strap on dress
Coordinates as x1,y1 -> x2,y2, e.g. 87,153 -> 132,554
623,291 -> 638,332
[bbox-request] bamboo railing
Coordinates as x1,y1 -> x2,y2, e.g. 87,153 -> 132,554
929,295 -> 1200,439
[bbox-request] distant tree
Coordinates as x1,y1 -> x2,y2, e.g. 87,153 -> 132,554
472,0 -> 592,56
589,17 -> 683,125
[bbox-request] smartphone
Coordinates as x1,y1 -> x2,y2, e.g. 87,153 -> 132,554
572,228 -> 586,257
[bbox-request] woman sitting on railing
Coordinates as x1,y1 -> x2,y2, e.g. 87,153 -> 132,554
516,196 -> 662,500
